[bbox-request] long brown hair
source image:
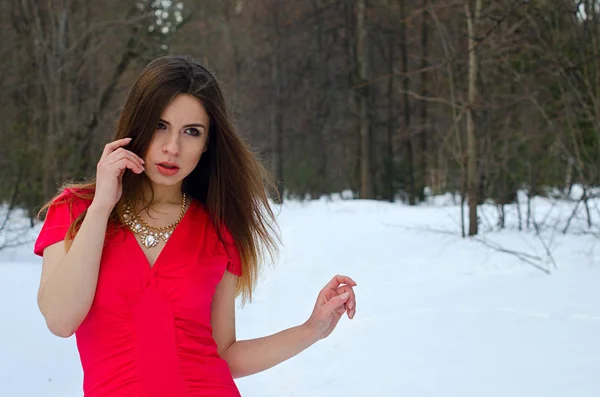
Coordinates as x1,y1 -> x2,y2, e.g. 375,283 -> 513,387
38,54 -> 280,303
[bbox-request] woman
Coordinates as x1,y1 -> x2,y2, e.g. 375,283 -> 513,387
33,54 -> 357,397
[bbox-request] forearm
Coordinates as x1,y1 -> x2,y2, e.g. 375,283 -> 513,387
222,322 -> 319,378
38,204 -> 110,337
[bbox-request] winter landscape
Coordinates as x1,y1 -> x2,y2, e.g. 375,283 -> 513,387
2,1 -> 600,396
1,187 -> 599,397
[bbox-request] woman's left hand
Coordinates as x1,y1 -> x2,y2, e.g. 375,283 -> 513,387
303,275 -> 357,341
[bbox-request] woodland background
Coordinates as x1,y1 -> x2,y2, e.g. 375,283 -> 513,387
1,0 -> 599,241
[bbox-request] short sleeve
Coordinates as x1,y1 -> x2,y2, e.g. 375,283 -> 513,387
33,189 -> 90,257
221,225 -> 242,277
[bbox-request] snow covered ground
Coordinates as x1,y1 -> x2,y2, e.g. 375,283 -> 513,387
1,191 -> 599,397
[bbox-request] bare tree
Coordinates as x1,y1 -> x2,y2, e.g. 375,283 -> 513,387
356,0 -> 373,199
418,0 -> 432,202
465,0 -> 482,236
0,0 -> 189,218
399,0 -> 416,205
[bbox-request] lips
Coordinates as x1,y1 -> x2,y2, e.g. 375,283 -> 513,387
157,162 -> 179,169
157,162 -> 180,176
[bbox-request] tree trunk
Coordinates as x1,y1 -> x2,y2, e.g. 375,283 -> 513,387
385,0 -> 396,203
465,0 -> 482,236
516,191 -> 522,231
418,0 -> 431,202
356,0 -> 372,199
400,0 -> 415,205
460,174 -> 466,238
270,2 -> 284,203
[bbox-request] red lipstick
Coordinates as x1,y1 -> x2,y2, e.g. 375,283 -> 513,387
157,162 -> 180,176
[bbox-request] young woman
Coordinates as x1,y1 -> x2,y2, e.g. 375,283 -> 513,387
33,54 -> 357,397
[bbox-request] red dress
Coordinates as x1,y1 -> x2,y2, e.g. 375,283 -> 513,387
34,188 -> 243,397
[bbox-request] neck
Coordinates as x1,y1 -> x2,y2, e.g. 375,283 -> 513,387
143,182 -> 185,207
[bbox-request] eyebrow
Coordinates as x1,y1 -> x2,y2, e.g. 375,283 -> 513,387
159,118 -> 207,130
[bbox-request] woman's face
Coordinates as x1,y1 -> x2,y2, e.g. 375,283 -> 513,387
143,93 -> 210,188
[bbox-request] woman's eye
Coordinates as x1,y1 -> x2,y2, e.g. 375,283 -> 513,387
185,128 -> 200,137
157,122 -> 167,130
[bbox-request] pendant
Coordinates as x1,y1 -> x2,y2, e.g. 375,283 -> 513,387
140,231 -> 160,248
138,229 -> 173,248
123,204 -> 176,249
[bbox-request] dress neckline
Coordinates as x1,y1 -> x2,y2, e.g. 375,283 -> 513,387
127,199 -> 196,270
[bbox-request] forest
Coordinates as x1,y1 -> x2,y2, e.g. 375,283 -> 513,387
0,0 -> 598,239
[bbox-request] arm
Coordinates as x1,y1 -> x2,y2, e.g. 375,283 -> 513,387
211,271 -> 318,378
38,138 -> 145,338
37,203 -> 111,338
211,272 -> 357,379
223,323 -> 317,379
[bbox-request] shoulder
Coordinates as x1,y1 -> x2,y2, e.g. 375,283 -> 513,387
197,207 -> 236,249
48,185 -> 94,203
34,187 -> 94,257
196,205 -> 242,277
216,222 -> 242,277
46,187 -> 94,217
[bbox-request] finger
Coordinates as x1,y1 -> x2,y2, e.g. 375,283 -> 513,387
107,149 -> 145,169
348,296 -> 356,319
103,156 -> 144,175
318,276 -> 356,306
101,137 -> 132,159
106,147 -> 145,165
324,274 -> 357,292
336,286 -> 356,317
317,287 -> 338,306
114,158 -> 144,174
323,291 -> 350,316
112,158 -> 145,175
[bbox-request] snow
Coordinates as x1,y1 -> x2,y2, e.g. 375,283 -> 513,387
1,193 -> 600,396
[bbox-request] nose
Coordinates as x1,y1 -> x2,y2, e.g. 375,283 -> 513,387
162,132 -> 181,156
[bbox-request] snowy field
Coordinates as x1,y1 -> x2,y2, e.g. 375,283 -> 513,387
1,189 -> 600,397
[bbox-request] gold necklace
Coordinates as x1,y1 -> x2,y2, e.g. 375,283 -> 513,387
123,193 -> 187,249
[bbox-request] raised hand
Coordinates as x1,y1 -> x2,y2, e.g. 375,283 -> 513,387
303,275 -> 357,341
92,137 -> 145,211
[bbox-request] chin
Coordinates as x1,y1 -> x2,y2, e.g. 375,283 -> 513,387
149,175 -> 183,186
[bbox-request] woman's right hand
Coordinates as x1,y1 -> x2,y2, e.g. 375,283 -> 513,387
91,137 -> 145,212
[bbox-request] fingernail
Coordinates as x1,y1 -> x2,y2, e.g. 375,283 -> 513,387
340,292 -> 349,300
348,301 -> 354,309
